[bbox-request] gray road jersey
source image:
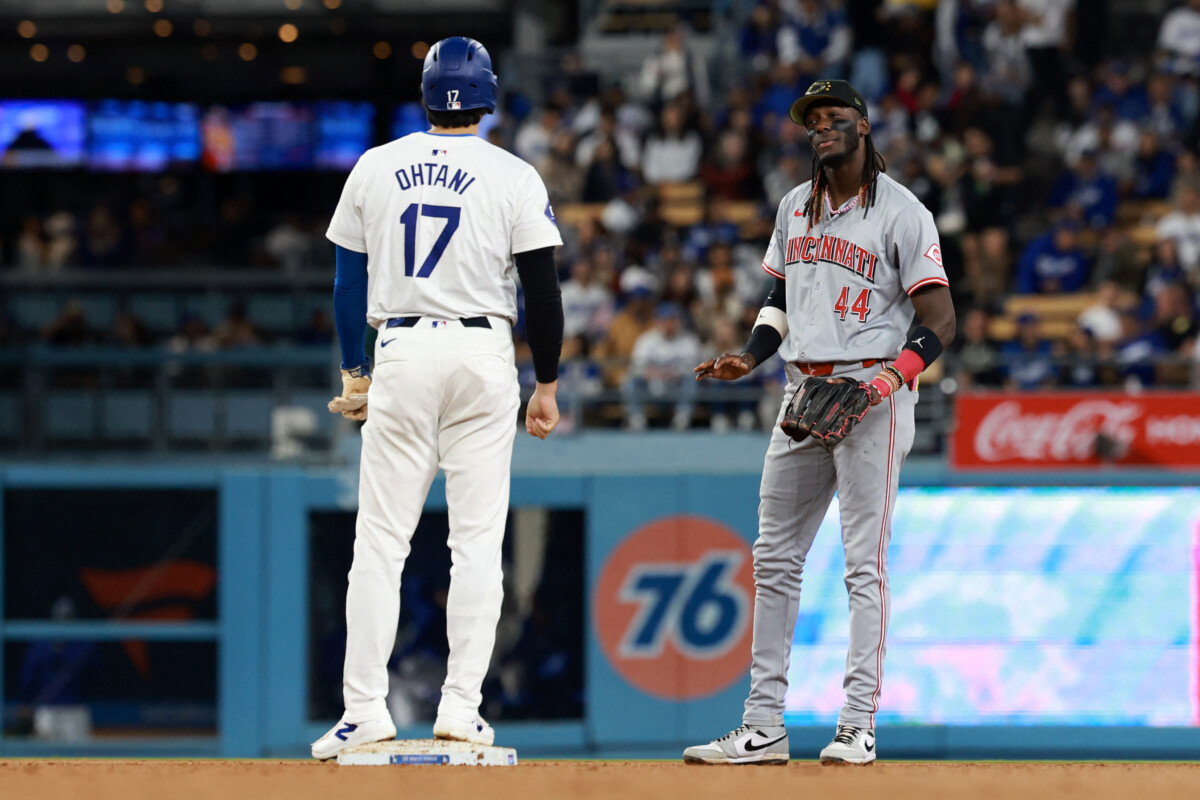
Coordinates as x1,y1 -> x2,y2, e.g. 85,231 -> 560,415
761,173 -> 948,363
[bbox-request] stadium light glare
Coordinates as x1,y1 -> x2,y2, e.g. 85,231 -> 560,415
239,43 -> 257,61
285,0 -> 302,9
29,43 -> 48,62
279,23 -> 298,43
373,41 -> 392,59
412,41 -> 429,59
17,20 -> 36,38
324,0 -> 341,7
145,0 -> 163,12
195,19 -> 211,36
106,0 -> 124,12
154,19 -> 173,37
67,44 -> 85,63
127,66 -> 146,85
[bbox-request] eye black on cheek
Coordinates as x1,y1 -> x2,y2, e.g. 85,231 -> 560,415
830,117 -> 856,133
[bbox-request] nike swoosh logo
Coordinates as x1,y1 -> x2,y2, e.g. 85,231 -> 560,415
865,738 -> 875,752
744,734 -> 786,752
381,339 -> 395,347
794,209 -> 802,216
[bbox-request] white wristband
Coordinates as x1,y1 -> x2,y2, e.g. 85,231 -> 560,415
754,306 -> 789,338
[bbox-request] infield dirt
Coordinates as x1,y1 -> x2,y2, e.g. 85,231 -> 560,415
2,759 -> 1196,799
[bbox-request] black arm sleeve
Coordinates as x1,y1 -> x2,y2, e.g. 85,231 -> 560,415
514,246 -> 564,384
742,277 -> 787,368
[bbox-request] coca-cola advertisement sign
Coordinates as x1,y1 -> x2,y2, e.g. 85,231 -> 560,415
952,392 -> 1200,469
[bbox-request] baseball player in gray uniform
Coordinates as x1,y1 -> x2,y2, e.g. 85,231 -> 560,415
685,80 -> 956,765
311,37 -> 564,760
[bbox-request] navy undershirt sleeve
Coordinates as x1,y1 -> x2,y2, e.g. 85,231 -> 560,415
333,245 -> 369,370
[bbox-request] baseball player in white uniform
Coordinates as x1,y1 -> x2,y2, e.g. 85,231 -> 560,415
686,80 -> 956,765
312,36 -> 564,760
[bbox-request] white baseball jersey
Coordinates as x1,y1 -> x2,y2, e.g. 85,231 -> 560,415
760,172 -> 947,363
326,131 -> 563,326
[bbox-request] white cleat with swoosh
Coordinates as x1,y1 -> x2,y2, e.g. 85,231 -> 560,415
683,724 -> 789,765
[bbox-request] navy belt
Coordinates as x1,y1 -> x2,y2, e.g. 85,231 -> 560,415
386,316 -> 491,329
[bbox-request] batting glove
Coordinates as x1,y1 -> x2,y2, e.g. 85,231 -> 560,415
328,364 -> 370,421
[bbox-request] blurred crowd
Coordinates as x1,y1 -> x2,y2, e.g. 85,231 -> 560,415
7,0 -> 1200,431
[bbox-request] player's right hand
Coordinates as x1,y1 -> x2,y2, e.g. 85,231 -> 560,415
694,353 -> 754,381
525,381 -> 559,439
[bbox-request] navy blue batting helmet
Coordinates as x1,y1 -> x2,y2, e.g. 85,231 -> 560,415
421,37 -> 498,113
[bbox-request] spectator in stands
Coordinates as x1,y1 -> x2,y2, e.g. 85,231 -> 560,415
1157,0 -> 1200,76
538,130 -> 585,207
623,303 -> 702,431
683,200 -> 740,263
41,301 -> 89,347
42,211 -> 77,271
958,127 -> 1020,303
595,268 -> 657,388
15,215 -> 44,271
514,105 -> 563,167
1156,183 -> 1200,273
166,314 -> 216,354
264,213 -> 313,274
1017,0 -> 1076,123
560,255 -> 614,342
1046,150 -> 1118,230
1093,229 -> 1144,292
740,2 -> 781,72
641,103 -> 703,185
1016,220 -> 1090,294
1092,60 -> 1150,121
777,0 -> 852,83
698,131 -> 760,201
981,0 -> 1032,108
1115,307 -> 1169,387
575,109 -> 640,173
1130,128 -> 1177,200
582,136 -> 635,204
110,311 -> 152,349
1144,238 -> 1189,304
1001,312 -> 1059,390
951,307 -> 1003,388
763,143 -> 809,208
694,242 -> 749,337
638,25 -> 711,110
703,315 -> 759,433
1077,280 -> 1128,345
210,301 -> 260,348
1153,281 -> 1198,356
1145,70 -> 1191,144
80,205 -> 127,268
555,334 -> 603,434
295,309 -> 334,346
1061,325 -> 1105,388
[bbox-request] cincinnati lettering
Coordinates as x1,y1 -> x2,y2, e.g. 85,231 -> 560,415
395,163 -> 476,194
784,234 -> 878,283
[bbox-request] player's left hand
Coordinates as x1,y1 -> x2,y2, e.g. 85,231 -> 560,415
328,365 -> 371,421
525,381 -> 559,439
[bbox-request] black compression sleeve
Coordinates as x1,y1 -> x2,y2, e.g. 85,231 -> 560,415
742,277 -> 787,368
514,246 -> 564,384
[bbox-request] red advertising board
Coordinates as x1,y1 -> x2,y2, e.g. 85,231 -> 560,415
952,391 -> 1200,469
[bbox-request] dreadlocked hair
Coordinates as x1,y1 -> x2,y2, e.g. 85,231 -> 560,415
801,133 -> 887,231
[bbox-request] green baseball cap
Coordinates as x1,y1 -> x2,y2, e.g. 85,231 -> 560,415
789,79 -> 868,126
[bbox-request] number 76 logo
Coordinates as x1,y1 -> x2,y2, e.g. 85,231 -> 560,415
618,551 -> 749,659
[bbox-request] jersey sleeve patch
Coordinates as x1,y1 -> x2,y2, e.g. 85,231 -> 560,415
923,243 -> 944,269
762,261 -> 785,279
